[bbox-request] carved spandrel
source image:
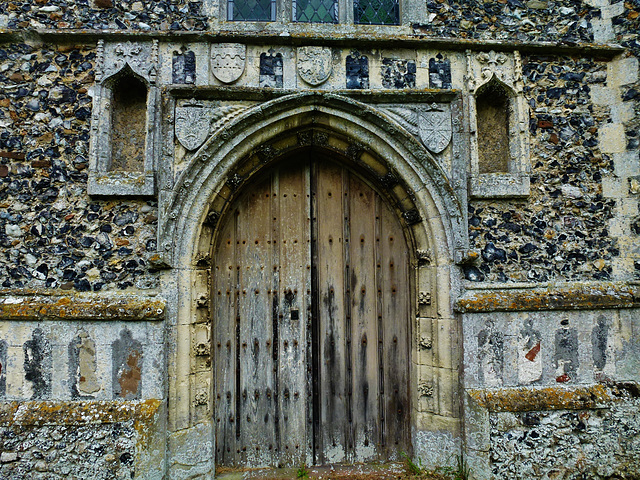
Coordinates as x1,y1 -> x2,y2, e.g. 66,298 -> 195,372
174,100 -> 248,151
378,104 -> 452,154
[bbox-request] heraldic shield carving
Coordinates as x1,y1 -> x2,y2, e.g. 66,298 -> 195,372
418,103 -> 452,154
175,101 -> 210,151
297,46 -> 332,86
211,43 -> 246,84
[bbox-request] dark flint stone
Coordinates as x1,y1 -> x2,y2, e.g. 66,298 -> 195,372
482,243 -> 507,262
114,211 -> 136,226
464,266 -> 485,282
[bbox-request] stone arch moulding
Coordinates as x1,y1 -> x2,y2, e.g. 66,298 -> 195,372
87,39 -> 160,197
465,49 -> 530,199
160,92 -> 466,267
161,92 -> 467,476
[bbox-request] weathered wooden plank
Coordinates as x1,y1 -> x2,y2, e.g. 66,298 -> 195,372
315,161 -> 348,465
348,173 -> 379,462
379,198 -> 411,460
214,204 -> 238,466
276,162 -> 311,466
214,159 -> 411,468
237,176 -> 276,467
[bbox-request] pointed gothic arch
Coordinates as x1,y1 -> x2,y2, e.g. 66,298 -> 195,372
161,92 -> 466,475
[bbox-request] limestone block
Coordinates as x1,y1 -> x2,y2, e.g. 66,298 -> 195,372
602,176 -> 624,198
590,85 -> 618,106
610,102 -> 636,124
592,18 -> 615,43
609,56 -> 640,87
434,318 -> 461,370
168,422 -> 213,480
598,123 -> 626,154
601,1 -> 625,19
436,367 -> 459,417
412,425 -> 461,470
614,150 -> 640,178
617,309 -> 640,382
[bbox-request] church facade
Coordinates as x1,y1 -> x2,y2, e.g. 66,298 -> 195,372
0,0 -> 639,478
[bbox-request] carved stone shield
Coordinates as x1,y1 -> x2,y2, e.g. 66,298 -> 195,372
297,46 -> 332,86
211,43 -> 246,84
175,103 -> 210,151
418,104 -> 452,154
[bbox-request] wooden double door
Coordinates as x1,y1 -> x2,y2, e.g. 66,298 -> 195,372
213,157 -> 411,468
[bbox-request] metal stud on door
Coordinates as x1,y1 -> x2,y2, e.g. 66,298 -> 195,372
213,157 -> 410,468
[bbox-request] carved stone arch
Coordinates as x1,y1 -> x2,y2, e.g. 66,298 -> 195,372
163,92 -> 465,477
161,93 -> 466,267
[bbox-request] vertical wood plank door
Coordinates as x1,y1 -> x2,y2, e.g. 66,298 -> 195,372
213,157 -> 410,469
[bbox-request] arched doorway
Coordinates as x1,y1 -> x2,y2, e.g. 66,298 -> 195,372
212,153 -> 412,468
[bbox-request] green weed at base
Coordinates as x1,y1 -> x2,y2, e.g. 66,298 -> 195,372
402,453 -> 471,480
401,452 -> 424,476
296,465 -> 310,480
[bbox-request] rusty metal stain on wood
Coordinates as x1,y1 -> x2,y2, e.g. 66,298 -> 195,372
214,157 -> 411,468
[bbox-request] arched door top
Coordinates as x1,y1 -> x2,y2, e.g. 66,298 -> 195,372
159,92 -> 466,270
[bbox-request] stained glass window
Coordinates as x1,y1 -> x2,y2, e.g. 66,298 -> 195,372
228,0 -> 276,21
354,0 -> 399,24
294,0 -> 337,22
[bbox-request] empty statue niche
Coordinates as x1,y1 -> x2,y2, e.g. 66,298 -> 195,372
476,81 -> 511,174
110,73 -> 148,172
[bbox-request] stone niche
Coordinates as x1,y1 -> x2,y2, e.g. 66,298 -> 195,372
88,40 -> 160,197
476,82 -> 510,175
465,49 -> 530,198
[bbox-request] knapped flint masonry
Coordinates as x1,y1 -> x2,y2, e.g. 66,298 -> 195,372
0,0 -> 638,478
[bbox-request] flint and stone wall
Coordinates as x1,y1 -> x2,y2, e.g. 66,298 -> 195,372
0,0 -> 638,478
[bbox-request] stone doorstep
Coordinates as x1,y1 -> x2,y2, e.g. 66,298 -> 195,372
216,463 -> 408,480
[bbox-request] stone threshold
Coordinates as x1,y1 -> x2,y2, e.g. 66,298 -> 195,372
216,463 -> 407,480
